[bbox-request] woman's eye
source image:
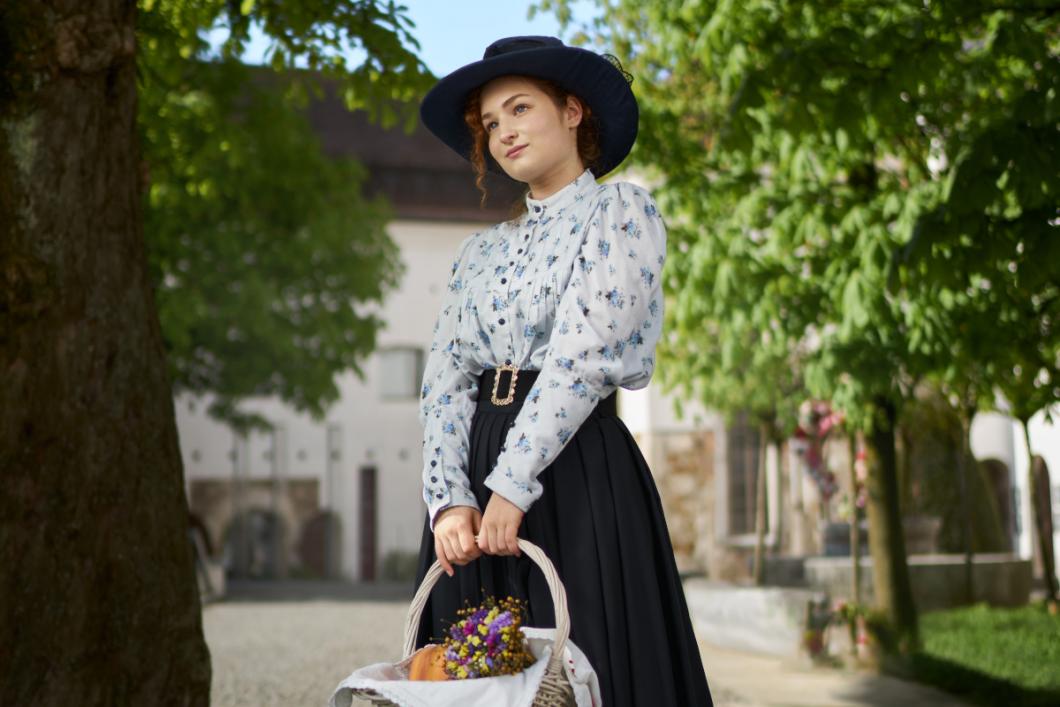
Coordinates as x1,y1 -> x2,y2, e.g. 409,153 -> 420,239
514,103 -> 528,114
485,120 -> 497,132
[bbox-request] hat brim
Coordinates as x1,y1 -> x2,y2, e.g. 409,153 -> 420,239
419,45 -> 638,178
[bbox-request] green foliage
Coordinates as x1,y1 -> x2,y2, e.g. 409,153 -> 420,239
535,0 -> 1059,435
137,1 -> 435,427
910,602 -> 1060,705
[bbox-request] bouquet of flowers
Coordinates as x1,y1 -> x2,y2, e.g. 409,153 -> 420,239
406,595 -> 538,681
330,539 -> 603,707
442,595 -> 537,679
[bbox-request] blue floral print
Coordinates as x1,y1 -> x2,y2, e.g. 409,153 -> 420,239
418,167 -> 667,530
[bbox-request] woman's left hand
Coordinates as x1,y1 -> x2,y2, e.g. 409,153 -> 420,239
476,493 -> 525,556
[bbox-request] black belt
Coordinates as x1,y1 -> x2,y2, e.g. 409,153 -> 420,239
478,366 -> 618,417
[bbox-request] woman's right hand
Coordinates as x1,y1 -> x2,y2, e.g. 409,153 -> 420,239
433,506 -> 483,577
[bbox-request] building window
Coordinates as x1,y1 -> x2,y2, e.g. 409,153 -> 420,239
727,412 -> 768,536
378,346 -> 425,400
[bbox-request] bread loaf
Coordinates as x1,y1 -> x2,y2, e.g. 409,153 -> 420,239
407,644 -> 449,681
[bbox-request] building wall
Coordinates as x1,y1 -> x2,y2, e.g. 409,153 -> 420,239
178,218 -> 488,581
973,406 -> 1060,585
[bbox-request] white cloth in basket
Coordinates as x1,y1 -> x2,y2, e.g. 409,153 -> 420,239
328,626 -> 602,707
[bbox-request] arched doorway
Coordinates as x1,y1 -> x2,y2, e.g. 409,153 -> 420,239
223,509 -> 286,579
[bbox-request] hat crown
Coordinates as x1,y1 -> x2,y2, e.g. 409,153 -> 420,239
482,35 -> 563,60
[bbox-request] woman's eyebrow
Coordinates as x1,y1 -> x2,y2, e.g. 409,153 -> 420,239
481,93 -> 530,122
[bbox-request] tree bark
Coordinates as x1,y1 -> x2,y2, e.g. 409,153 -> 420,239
0,2 -> 211,704
865,396 -> 919,652
1022,421 -> 1059,603
752,423 -> 768,586
849,433 -> 862,605
956,410 -> 975,604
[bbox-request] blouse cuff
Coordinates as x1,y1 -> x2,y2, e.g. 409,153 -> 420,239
428,484 -> 481,533
482,469 -> 537,513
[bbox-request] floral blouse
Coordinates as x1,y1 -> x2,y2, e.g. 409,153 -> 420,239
418,167 -> 667,530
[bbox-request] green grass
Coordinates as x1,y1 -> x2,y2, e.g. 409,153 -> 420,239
907,600 -> 1060,706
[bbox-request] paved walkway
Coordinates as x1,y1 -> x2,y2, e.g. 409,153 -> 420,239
696,636 -> 969,707
202,580 -> 969,707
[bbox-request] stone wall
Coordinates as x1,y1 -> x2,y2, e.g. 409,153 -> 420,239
636,428 -> 715,574
188,478 -> 321,577
805,553 -> 1033,610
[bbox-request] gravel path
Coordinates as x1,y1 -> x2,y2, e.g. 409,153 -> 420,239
201,580 -> 779,707
203,581 -> 413,707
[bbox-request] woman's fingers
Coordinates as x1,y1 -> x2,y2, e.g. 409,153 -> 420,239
459,525 -> 481,561
489,525 -> 503,555
432,506 -> 490,574
487,523 -> 517,556
505,525 -> 521,557
434,535 -> 454,577
442,532 -> 468,564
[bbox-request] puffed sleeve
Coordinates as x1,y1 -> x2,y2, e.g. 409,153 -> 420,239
419,232 -> 483,531
483,182 -> 667,511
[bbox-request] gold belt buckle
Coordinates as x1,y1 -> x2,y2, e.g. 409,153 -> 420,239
490,363 -> 519,405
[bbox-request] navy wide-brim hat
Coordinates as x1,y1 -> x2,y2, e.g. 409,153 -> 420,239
419,35 -> 638,178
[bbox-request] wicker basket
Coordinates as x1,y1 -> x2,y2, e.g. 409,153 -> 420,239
348,538 -> 577,706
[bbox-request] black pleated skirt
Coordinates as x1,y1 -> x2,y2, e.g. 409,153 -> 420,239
412,368 -> 713,706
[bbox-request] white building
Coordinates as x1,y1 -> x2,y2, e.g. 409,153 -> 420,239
177,87 -> 1060,595
177,92 -> 527,581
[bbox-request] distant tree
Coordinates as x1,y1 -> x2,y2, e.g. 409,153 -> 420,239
0,1 -> 431,704
659,235 -> 806,584
536,0 -> 1058,655
140,1 -> 434,427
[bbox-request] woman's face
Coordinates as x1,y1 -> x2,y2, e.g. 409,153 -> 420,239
478,75 -> 583,186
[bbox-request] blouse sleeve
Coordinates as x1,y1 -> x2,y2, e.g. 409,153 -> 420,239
483,182 -> 667,511
419,232 -> 482,531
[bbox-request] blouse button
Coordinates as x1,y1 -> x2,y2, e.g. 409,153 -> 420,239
517,249 -> 522,254
500,277 -> 507,284
498,318 -> 506,325
509,260 -> 514,265
534,205 -> 541,212
505,358 -> 511,365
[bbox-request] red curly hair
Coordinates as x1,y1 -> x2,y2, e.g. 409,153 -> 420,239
462,75 -> 603,218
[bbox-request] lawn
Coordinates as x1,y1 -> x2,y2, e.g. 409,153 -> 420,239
909,600 -> 1060,706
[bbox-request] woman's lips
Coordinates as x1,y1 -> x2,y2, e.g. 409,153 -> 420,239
506,144 -> 527,158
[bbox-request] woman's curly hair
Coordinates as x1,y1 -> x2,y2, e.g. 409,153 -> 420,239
462,75 -> 603,219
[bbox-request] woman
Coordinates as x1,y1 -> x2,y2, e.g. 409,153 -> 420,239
413,35 -> 713,706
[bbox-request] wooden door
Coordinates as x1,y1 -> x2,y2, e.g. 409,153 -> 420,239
359,465 -> 378,581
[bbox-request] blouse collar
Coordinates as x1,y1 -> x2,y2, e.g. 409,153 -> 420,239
524,167 -> 598,216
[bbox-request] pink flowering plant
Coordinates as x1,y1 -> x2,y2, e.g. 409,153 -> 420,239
794,400 -> 843,501
441,595 -> 537,679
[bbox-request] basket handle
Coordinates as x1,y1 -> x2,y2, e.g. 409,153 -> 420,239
401,538 -> 570,674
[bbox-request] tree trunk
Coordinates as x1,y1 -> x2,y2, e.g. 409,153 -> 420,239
865,396 -> 919,652
1022,421 -> 1059,603
752,423 -> 768,586
956,411 -> 974,604
849,433 -> 862,604
0,3 -> 211,705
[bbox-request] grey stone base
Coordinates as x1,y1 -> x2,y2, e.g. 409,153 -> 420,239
683,579 -> 826,658
804,553 -> 1032,611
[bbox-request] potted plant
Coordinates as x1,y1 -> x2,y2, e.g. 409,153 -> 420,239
828,599 -> 869,668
